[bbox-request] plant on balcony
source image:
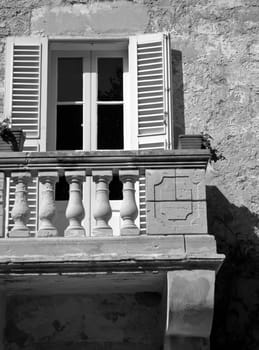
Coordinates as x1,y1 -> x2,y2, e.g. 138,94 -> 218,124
0,118 -> 25,151
201,132 -> 225,163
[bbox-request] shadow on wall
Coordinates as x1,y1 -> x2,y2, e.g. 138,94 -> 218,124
206,186 -> 259,350
206,185 -> 259,258
171,50 -> 185,148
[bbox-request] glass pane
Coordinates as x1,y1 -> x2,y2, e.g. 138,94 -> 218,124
98,58 -> 123,101
97,105 -> 123,149
56,105 -> 82,150
58,58 -> 82,102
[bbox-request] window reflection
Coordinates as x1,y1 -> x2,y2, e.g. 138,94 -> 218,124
98,58 -> 123,101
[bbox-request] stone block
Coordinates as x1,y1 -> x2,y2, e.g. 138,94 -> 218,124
8,228 -> 30,238
166,270 -> 215,338
146,201 -> 207,234
64,228 -> 86,238
184,235 -> 218,258
146,169 -> 207,235
146,169 -> 176,201
92,226 -> 113,237
175,169 -> 206,200
120,226 -> 140,236
37,228 -> 58,238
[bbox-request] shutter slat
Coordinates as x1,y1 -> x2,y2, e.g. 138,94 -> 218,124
138,97 -> 163,102
139,113 -> 164,119
13,82 -> 39,86
11,42 -> 41,139
137,72 -> 162,79
138,55 -> 163,62
138,68 -> 163,74
138,77 -> 163,83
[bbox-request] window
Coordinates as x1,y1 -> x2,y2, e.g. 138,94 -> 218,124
5,33 -> 173,152
4,33 -> 173,234
48,45 -> 128,152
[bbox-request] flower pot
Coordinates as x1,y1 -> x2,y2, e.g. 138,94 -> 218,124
0,128 -> 25,151
178,134 -> 203,149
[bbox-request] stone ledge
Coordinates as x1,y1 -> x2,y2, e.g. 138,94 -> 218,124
185,235 -> 218,257
0,149 -> 210,174
0,236 -> 185,263
0,259 -> 224,275
0,236 -> 224,274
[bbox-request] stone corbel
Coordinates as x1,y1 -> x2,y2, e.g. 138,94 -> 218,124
165,269 -> 215,350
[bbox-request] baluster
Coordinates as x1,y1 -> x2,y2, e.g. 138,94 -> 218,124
38,171 -> 58,237
64,170 -> 86,237
119,170 -> 139,236
10,172 -> 32,238
92,170 -> 113,236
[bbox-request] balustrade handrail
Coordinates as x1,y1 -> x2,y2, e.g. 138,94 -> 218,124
0,150 -> 210,173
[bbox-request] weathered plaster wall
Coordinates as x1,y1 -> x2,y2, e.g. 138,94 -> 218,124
0,0 -> 258,349
5,292 -> 163,350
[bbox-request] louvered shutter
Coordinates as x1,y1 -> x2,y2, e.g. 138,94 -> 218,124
4,37 -> 48,235
129,32 -> 172,233
129,32 -> 172,150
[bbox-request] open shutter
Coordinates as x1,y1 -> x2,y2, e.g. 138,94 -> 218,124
4,37 -> 48,236
129,32 -> 172,150
129,32 -> 172,233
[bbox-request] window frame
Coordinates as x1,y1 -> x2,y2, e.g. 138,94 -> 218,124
47,40 -> 134,151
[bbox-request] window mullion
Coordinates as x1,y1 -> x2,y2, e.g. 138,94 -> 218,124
83,52 -> 91,151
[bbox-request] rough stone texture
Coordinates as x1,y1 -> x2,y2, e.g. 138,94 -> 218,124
31,2 -> 149,36
5,292 -> 163,350
0,0 -> 257,348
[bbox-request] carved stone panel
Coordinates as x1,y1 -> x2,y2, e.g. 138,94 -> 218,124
146,169 -> 207,235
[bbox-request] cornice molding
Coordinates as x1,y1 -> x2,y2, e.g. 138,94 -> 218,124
0,150 -> 210,173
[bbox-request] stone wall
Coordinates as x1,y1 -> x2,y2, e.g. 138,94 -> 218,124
0,0 -> 258,349
5,292 -> 163,350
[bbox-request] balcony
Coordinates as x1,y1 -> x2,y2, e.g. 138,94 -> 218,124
0,150 -> 225,348
0,149 -> 223,271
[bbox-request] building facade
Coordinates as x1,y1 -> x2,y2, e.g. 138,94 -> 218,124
0,1 -> 258,349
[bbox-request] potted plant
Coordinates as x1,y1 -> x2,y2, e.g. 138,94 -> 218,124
178,134 -> 203,149
0,118 -> 25,151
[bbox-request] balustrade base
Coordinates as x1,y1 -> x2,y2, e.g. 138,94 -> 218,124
64,228 -> 86,238
37,229 -> 58,238
8,229 -> 30,238
120,226 -> 140,236
92,227 -> 113,237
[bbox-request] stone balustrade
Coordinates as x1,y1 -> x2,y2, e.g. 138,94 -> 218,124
0,150 -> 210,238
